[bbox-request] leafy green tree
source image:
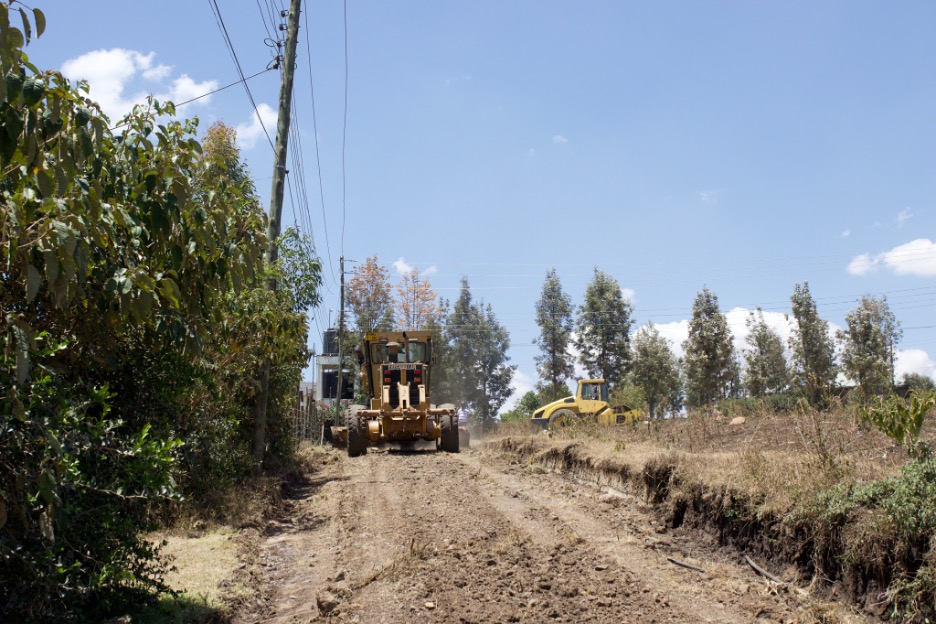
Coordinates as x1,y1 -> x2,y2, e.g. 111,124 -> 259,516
423,298 -> 452,402
631,322 -> 683,417
574,268 -> 634,388
901,372 -> 936,393
682,288 -> 736,407
499,389 -> 543,423
534,268 -> 575,402
742,309 -> 789,397
0,9 -> 317,619
446,277 -> 515,429
838,295 -> 902,401
789,282 -> 837,406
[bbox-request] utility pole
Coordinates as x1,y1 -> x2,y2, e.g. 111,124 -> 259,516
333,258 -> 356,429
253,0 -> 302,474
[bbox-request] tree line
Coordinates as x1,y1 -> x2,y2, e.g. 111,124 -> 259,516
1,7 -> 320,621
516,269 -> 927,419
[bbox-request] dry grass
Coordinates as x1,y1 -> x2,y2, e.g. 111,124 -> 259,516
156,529 -> 239,604
489,405 -> 924,520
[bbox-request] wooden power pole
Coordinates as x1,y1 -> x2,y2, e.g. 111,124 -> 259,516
253,0 -> 302,474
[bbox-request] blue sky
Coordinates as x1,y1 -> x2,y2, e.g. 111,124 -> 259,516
26,1 -> 936,405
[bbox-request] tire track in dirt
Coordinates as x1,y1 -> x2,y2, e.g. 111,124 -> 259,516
233,445 -> 874,624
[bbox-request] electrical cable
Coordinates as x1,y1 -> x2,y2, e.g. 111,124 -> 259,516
208,0 -> 275,151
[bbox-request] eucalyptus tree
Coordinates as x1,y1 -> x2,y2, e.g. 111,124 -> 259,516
838,295 -> 902,400
446,277 -> 515,428
742,309 -> 790,397
534,268 -> 575,402
574,268 -> 634,388
682,288 -> 736,407
631,322 -> 683,417
789,282 -> 836,405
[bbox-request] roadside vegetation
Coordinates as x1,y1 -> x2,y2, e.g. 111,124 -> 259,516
1,6 -> 319,621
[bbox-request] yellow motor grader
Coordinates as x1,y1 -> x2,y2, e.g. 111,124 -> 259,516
333,331 -> 459,457
530,379 -> 642,430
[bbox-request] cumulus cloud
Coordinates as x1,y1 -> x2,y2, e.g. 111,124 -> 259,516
846,239 -> 936,278
846,253 -> 878,277
552,134 -> 568,145
61,48 -> 216,121
651,307 -> 799,361
391,257 -> 437,277
235,103 -> 277,150
895,348 -> 936,383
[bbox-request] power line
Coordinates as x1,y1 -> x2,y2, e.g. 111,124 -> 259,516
340,0 -> 349,255
208,0 -> 275,151
174,67 -> 273,109
303,4 -> 337,285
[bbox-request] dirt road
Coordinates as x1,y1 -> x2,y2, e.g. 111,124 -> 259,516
230,443 -> 872,624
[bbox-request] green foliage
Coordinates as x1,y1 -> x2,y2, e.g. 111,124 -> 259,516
631,322 -> 682,418
682,287 -> 736,407
500,390 -> 541,422
861,390 -> 935,459
0,11 -> 317,620
837,295 -> 901,402
742,309 -> 789,397
900,371 -> 936,393
446,277 -> 516,429
789,282 -> 837,406
574,268 -> 633,389
534,268 -> 574,398
610,383 -> 647,413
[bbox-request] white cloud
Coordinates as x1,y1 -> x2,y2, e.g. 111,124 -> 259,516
898,208 -> 914,228
697,189 -> 719,205
235,103 -> 277,150
847,239 -> 936,278
841,229 -> 851,238
502,369 -> 536,414
847,252 -> 878,276
391,257 -> 437,277
61,48 -> 217,121
651,307 -> 801,362
166,74 -> 216,105
552,134 -> 568,145
393,257 -> 414,276
622,288 -> 635,302
143,64 -> 172,81
654,320 -> 690,359
895,348 -> 936,383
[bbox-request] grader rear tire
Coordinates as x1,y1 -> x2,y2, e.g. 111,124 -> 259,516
346,406 -> 368,457
440,415 -> 460,453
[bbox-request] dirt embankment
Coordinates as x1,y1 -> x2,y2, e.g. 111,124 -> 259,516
217,442 -> 873,624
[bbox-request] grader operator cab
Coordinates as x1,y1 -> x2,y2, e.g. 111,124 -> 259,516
530,379 -> 642,430
337,331 -> 459,457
